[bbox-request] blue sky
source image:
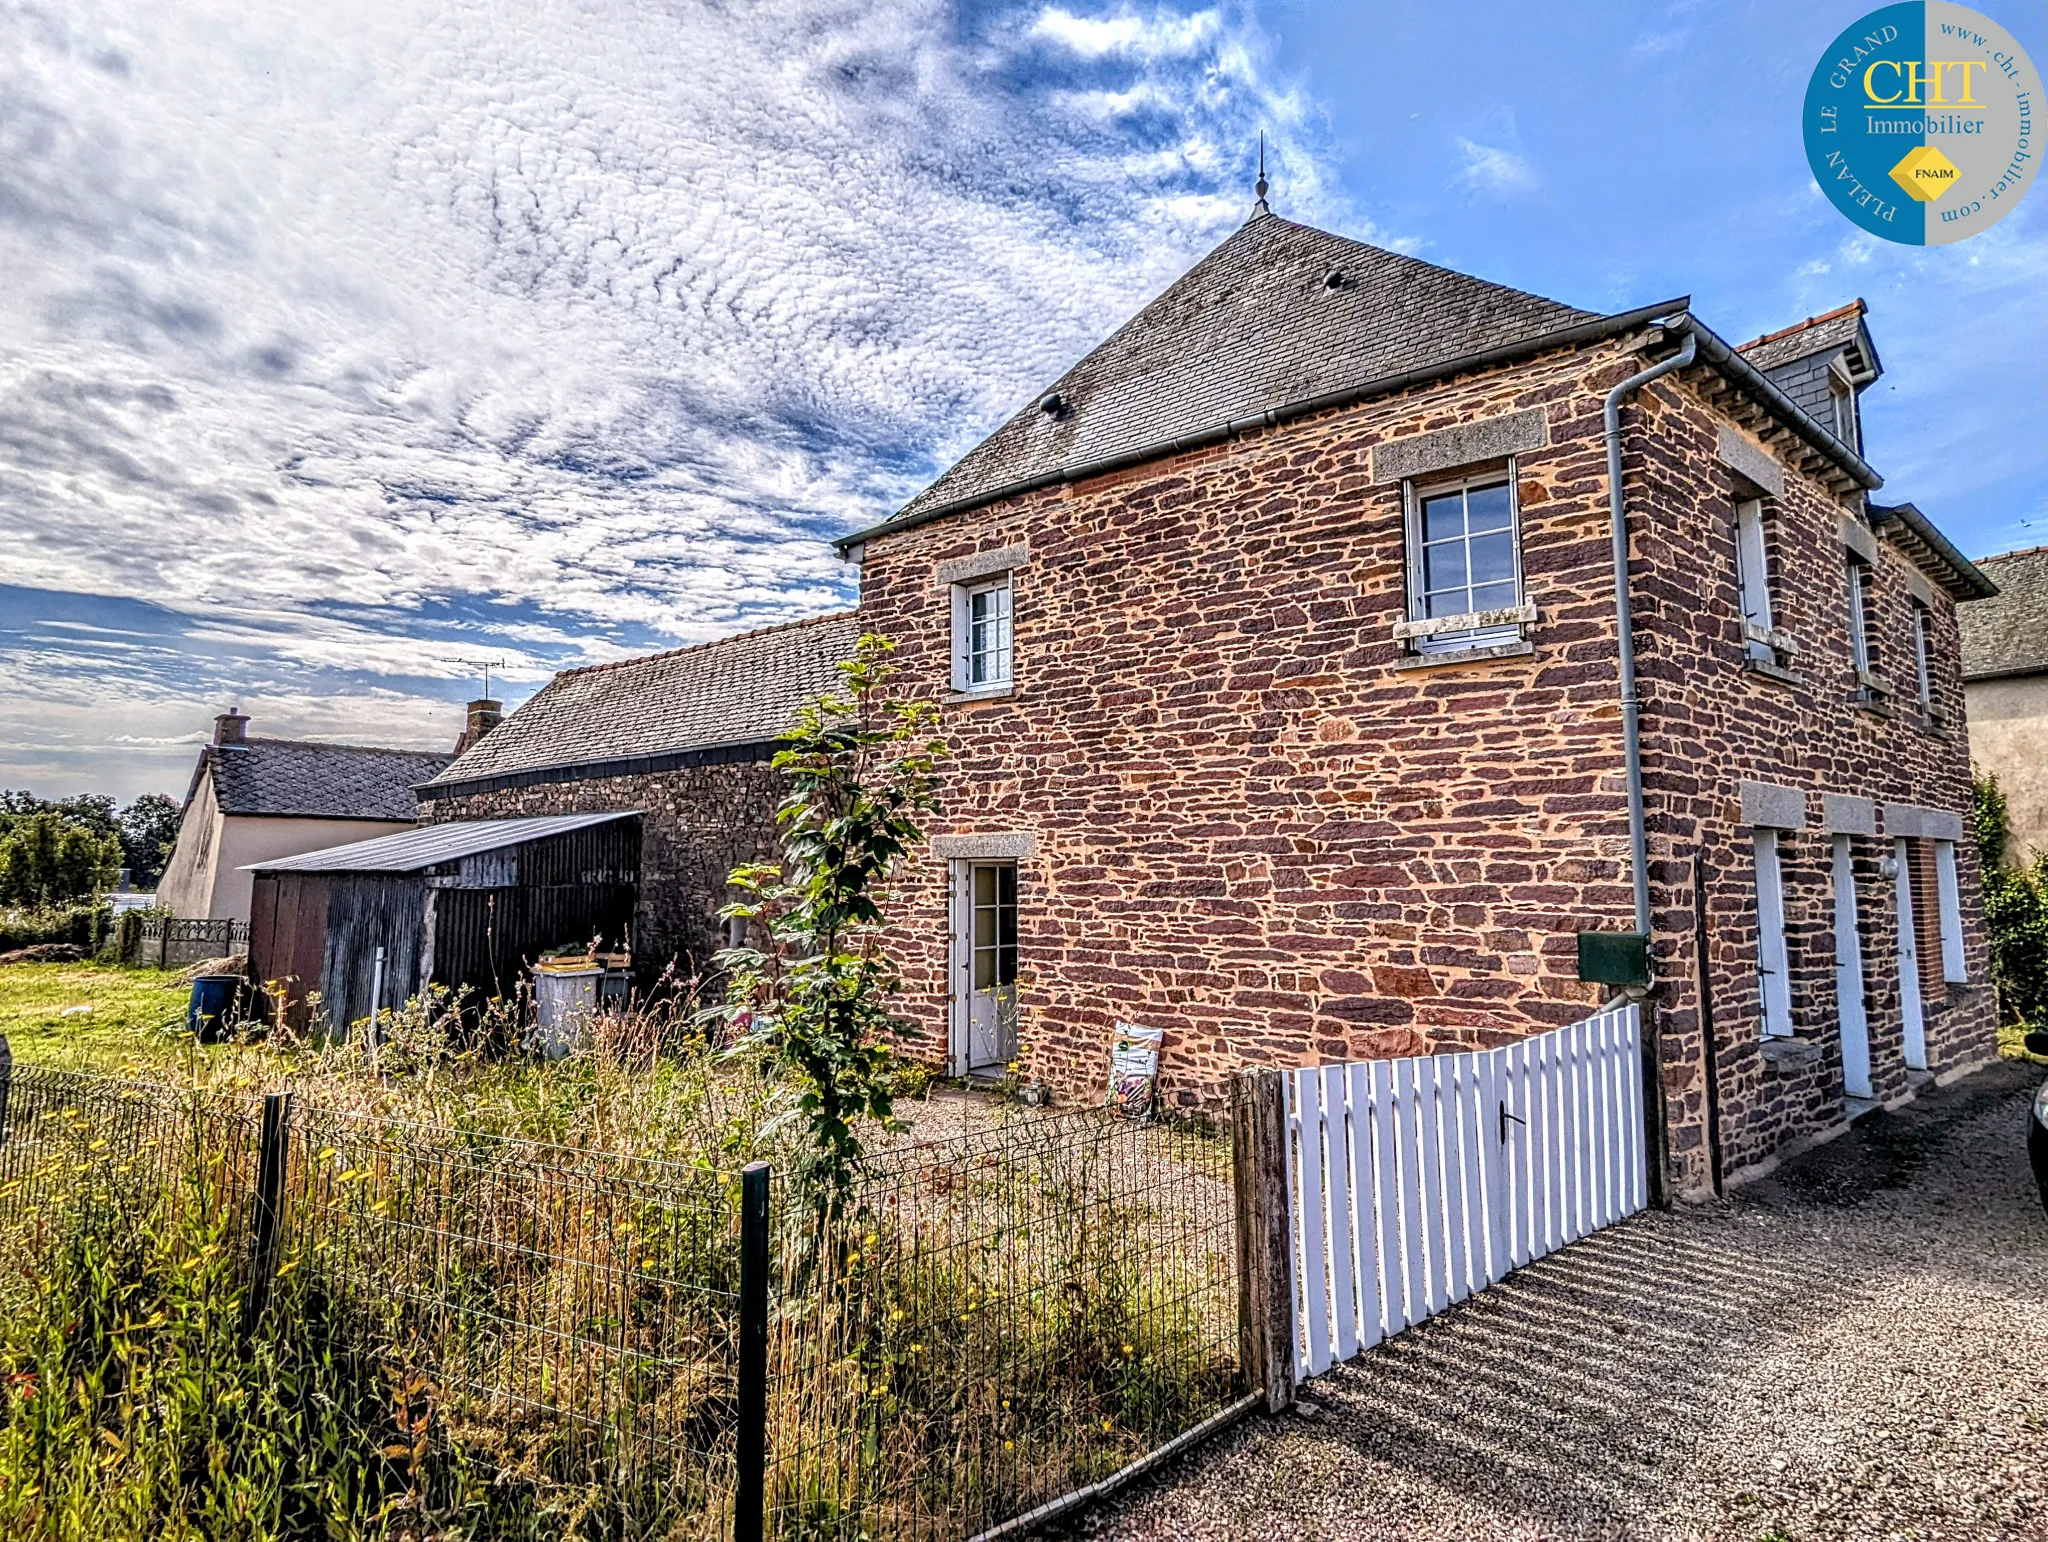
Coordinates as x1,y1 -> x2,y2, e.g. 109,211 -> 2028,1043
2,0 -> 2041,801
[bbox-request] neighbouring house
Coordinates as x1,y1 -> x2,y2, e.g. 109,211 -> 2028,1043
1958,545 -> 2048,866
416,616 -> 863,982
831,204 -> 1997,1196
244,812 -> 639,1032
156,709 -> 453,924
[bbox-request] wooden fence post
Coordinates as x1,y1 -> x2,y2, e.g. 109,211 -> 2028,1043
241,1091 -> 293,1338
735,1161 -> 770,1542
0,1034 -> 11,1148
1231,1068 -> 1294,1412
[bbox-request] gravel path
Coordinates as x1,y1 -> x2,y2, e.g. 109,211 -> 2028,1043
1070,1059 -> 2048,1542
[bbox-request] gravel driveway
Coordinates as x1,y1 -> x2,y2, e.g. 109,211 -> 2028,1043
1069,1059 -> 2048,1542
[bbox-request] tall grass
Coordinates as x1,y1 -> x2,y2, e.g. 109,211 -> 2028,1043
0,1000 -> 1239,1541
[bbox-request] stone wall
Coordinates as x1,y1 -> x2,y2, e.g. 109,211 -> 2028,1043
1627,378 -> 1995,1189
852,331 -> 1995,1196
418,759 -> 785,985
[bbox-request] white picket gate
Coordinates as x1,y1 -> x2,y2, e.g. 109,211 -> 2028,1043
1284,1002 -> 1647,1382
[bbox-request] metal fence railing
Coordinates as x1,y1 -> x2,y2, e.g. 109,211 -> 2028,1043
0,1056 -> 1246,1541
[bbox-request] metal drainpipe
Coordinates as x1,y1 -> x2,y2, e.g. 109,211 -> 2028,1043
1603,321 -> 1697,940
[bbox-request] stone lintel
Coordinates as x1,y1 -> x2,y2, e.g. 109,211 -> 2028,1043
930,832 -> 1036,860
1372,408 -> 1547,485
935,543 -> 1029,587
1718,426 -> 1785,498
1882,803 -> 1963,841
1821,794 -> 1876,836
1740,779 -> 1807,830
1838,514 -> 1879,564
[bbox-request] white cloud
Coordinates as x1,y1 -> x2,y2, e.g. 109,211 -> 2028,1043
1454,137 -> 1539,195
1028,6 -> 1223,60
0,0 -> 1360,796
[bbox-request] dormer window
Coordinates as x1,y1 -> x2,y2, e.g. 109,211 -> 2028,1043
1827,357 -> 1859,453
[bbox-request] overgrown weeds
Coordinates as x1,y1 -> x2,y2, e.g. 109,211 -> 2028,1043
0,1028 -> 1239,1541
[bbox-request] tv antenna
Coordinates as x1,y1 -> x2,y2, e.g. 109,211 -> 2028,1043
445,658 -> 507,699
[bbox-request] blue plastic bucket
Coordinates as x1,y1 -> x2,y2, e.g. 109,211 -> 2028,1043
187,975 -> 241,1044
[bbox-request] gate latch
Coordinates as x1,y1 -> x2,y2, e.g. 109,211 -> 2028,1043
1498,1102 -> 1526,1144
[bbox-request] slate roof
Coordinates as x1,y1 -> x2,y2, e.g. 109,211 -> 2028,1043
1736,299 -> 1878,378
424,612 -> 864,791
243,812 -> 636,874
881,212 -> 1601,530
1959,545 -> 2048,680
195,739 -> 451,820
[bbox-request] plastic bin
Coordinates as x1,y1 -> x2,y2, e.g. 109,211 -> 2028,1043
531,963 -> 601,1060
187,975 -> 242,1044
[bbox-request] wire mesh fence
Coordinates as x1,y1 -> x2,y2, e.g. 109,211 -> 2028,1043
763,1108 -> 1243,1540
0,1060 -> 1243,1541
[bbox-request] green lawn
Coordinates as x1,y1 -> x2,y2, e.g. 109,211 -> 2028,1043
0,961 -> 197,1074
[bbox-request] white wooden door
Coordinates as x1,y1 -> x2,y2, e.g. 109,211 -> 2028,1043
1754,830 -> 1794,1038
1894,838 -> 1927,1070
959,862 -> 1017,1074
1832,835 -> 1872,1099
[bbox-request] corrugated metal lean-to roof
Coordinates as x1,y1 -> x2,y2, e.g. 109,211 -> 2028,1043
241,812 -> 637,874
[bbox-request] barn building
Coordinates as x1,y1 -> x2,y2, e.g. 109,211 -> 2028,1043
245,812 -> 639,1033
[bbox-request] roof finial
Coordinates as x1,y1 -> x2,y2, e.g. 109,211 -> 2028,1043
1254,131 -> 1270,215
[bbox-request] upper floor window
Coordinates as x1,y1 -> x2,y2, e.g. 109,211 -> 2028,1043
1845,556 -> 1877,677
1405,473 -> 1522,653
1735,499 -> 1780,665
1910,601 -> 1933,706
953,575 -> 1012,693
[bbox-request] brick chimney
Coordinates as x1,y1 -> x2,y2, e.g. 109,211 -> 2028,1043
454,698 -> 502,755
212,707 -> 249,747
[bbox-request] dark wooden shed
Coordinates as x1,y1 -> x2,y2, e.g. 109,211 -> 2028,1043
245,812 -> 639,1033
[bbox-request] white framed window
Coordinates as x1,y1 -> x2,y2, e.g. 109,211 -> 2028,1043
1845,556 -> 1877,676
1736,499 -> 1777,664
1910,601 -> 1933,706
952,575 -> 1013,693
1404,470 -> 1522,653
1934,839 -> 1966,982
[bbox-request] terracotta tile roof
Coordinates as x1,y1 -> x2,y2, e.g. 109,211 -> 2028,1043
1736,299 -> 1868,372
199,740 -> 451,820
882,212 -> 1597,530
424,612 -> 863,788
1960,545 -> 2048,680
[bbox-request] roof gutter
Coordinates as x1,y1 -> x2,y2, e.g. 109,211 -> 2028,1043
1868,501 -> 2000,600
1679,319 -> 1884,491
835,296 -> 1693,554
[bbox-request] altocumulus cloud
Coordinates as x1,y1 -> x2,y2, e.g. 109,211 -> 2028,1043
0,0 -> 1354,797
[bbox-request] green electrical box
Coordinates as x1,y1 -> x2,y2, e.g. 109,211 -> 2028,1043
1577,931 -> 1649,987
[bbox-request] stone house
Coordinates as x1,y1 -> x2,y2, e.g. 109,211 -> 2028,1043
416,614 -> 862,979
418,204 -> 1997,1197
157,709 -> 452,923
835,207 -> 1997,1196
1959,545 -> 2048,866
